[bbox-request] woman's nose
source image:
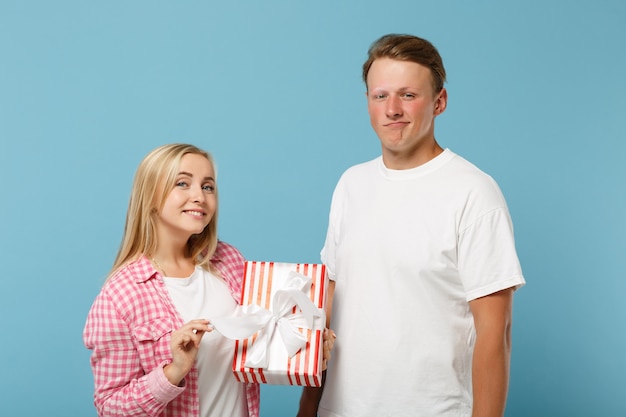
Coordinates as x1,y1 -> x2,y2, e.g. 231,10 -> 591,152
191,186 -> 206,203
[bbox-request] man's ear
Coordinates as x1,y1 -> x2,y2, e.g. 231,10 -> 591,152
434,88 -> 448,115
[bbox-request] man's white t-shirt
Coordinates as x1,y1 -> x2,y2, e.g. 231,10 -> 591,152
318,150 -> 525,417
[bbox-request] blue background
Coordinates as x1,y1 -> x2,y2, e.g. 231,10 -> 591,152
1,1 -> 624,416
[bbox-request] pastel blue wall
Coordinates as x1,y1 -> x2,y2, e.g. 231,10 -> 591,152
1,1 -> 624,416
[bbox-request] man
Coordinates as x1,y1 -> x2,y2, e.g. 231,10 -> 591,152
298,34 -> 525,417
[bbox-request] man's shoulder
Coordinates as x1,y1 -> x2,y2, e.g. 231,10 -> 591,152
443,151 -> 500,188
339,156 -> 380,180
442,151 -> 510,214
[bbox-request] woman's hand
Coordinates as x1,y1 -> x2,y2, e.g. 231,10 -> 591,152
321,328 -> 336,371
163,319 -> 212,386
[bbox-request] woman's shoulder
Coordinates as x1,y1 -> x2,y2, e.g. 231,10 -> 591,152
89,257 -> 170,330
213,240 -> 245,263
211,240 -> 245,291
104,256 -> 156,291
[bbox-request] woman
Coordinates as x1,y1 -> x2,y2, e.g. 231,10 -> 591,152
84,144 -> 259,416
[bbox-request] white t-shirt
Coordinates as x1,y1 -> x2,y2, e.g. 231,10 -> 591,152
319,149 -> 525,417
163,267 -> 247,417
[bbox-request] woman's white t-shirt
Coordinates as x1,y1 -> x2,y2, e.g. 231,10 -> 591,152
163,266 -> 247,417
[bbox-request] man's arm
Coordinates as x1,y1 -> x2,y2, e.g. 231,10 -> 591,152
297,279 -> 335,417
468,287 -> 515,417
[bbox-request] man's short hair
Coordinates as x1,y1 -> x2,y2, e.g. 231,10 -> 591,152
362,34 -> 447,93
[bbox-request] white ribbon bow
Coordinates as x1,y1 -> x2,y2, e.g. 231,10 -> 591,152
212,271 -> 323,368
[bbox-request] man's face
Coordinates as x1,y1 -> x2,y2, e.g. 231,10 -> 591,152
366,58 -> 446,168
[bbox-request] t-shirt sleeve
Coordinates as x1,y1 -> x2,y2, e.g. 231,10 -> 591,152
458,206 -> 525,301
321,178 -> 345,282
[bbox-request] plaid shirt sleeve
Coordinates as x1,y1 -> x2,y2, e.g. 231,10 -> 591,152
212,241 -> 261,417
83,270 -> 185,416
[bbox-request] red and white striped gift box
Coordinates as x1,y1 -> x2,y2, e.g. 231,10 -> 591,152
232,261 -> 328,387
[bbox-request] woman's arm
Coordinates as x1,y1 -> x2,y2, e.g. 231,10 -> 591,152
84,291 -> 184,416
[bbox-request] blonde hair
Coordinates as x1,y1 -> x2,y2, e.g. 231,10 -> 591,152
110,143 -> 219,278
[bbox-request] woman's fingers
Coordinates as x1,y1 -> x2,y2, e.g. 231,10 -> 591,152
187,319 -> 212,333
178,319 -> 212,347
165,319 -> 214,385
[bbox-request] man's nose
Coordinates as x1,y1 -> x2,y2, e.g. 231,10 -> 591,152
386,96 -> 402,117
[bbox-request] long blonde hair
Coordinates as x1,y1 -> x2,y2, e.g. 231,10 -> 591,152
109,143 -> 219,278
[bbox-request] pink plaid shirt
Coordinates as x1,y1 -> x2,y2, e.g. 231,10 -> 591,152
83,241 -> 260,417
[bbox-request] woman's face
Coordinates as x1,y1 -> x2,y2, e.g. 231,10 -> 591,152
155,153 -> 217,243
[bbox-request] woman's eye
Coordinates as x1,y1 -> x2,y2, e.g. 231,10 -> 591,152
202,184 -> 215,193
175,181 -> 189,188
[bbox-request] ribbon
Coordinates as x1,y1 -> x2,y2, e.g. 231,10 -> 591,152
211,270 -> 324,368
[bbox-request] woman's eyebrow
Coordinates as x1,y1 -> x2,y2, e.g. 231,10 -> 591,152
177,171 -> 214,182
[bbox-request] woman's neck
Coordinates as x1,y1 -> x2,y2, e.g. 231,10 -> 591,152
151,246 -> 196,278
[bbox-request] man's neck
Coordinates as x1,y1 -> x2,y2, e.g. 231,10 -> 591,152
382,142 -> 444,170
